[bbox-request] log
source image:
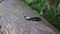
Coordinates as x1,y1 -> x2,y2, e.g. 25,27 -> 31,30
0,0 -> 60,34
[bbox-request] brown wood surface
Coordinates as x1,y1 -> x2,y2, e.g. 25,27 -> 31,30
0,0 -> 60,34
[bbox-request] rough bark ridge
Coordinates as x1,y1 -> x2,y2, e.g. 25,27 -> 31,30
0,0 -> 60,34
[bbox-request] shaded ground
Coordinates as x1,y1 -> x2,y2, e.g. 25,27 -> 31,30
0,0 -> 59,34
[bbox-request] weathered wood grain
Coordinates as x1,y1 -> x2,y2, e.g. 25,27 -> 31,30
0,0 -> 60,34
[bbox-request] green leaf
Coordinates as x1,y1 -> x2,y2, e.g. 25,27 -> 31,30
38,2 -> 46,15
24,0 -> 34,4
58,2 -> 60,10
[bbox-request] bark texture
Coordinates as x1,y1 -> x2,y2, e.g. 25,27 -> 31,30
0,0 -> 60,34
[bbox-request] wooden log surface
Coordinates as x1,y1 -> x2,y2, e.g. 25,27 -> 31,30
0,0 -> 60,34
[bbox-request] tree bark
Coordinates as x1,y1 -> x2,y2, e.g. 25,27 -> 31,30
0,0 -> 60,34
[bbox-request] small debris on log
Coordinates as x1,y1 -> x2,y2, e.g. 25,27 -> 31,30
24,16 -> 42,21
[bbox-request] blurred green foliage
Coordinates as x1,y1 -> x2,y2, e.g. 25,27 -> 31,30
0,0 -> 3,3
23,0 -> 34,4
23,0 -> 60,31
23,0 -> 60,15
58,2 -> 60,10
